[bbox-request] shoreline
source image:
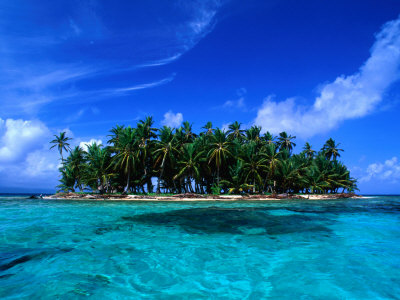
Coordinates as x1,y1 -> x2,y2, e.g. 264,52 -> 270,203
43,192 -> 363,201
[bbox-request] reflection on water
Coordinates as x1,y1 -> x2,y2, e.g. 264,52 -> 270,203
0,196 -> 399,299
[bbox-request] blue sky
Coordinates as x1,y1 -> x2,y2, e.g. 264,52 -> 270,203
0,0 -> 400,193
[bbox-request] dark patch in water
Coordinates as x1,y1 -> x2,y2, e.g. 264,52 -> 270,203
285,200 -> 400,215
122,207 -> 332,235
0,247 -> 72,272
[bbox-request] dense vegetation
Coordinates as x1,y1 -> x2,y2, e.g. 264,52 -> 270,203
51,117 -> 357,195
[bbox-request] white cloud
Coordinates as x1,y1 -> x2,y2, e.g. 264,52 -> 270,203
112,74 -> 175,94
79,139 -> 103,151
161,111 -> 183,128
360,157 -> 400,183
255,15 -> 400,138
0,117 -> 60,190
223,97 -> 246,109
0,118 -> 50,163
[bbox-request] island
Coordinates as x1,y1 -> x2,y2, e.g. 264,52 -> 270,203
49,117 -> 358,199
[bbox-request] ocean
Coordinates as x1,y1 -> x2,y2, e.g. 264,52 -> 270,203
0,195 -> 399,299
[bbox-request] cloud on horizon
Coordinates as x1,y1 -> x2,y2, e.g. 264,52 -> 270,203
254,15 -> 400,138
360,157 -> 400,183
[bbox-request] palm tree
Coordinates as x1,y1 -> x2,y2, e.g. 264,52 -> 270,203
227,121 -> 245,141
153,126 -> 179,193
322,138 -> 343,161
263,144 -> 281,193
111,127 -> 138,193
173,143 -> 202,193
262,131 -> 275,145
207,128 -> 233,187
107,125 -> 125,148
220,161 -> 252,194
57,164 -> 76,192
54,117 -> 357,195
303,142 -> 316,159
240,142 -> 267,193
277,131 -> 296,153
201,122 -> 213,136
137,117 -> 157,192
182,121 -> 197,143
84,142 -> 113,193
50,132 -> 72,161
64,146 -> 86,191
245,126 -> 262,144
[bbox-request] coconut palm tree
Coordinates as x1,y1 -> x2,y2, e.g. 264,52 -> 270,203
303,142 -> 316,159
277,131 -> 296,153
50,132 -> 72,161
64,146 -> 86,191
153,126 -> 180,193
182,121 -> 197,143
262,131 -> 275,145
240,142 -> 267,193
136,117 -> 157,192
84,142 -> 113,193
227,121 -> 245,141
111,127 -> 138,193
201,122 -> 213,136
207,128 -> 233,187
245,126 -> 262,144
220,161 -> 253,194
54,117 -> 357,195
322,138 -> 343,161
173,143 -> 203,193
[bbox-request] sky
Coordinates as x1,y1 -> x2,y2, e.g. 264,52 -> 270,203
0,0 -> 400,194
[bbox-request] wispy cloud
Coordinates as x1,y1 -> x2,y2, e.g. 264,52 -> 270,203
111,74 -> 176,94
214,88 -> 248,111
0,1 -> 225,117
254,15 -> 400,138
360,157 -> 400,183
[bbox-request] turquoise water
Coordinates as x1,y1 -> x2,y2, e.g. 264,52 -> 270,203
0,196 -> 399,299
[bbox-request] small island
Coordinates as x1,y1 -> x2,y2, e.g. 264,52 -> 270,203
49,117 -> 358,200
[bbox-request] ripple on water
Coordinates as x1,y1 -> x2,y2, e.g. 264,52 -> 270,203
0,196 -> 399,298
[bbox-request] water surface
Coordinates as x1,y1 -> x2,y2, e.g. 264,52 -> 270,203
0,195 -> 399,299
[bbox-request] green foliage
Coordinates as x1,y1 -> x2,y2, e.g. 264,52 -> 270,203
211,183 -> 221,195
53,117 -> 357,195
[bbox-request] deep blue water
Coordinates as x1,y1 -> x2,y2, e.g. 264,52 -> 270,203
0,195 -> 399,299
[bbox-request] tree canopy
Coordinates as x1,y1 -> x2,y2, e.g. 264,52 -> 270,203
53,118 -> 357,195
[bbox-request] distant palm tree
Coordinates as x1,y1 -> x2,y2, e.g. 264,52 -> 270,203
112,127 -> 138,193
227,121 -> 245,141
245,126 -> 262,144
153,126 -> 179,193
64,146 -> 86,191
54,117 -> 357,195
182,121 -> 197,143
303,142 -> 316,159
262,131 -> 275,145
174,143 -> 202,193
277,131 -> 296,153
207,129 -> 233,187
240,142 -> 267,193
202,122 -> 213,136
322,138 -> 343,160
50,132 -> 72,161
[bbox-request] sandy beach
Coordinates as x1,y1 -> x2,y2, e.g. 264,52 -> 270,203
43,193 -> 362,201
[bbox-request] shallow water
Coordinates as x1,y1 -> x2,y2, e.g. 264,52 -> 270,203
0,195 -> 399,299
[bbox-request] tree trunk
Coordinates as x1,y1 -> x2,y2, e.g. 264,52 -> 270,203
124,167 -> 130,193
157,157 -> 166,194
217,166 -> 220,187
